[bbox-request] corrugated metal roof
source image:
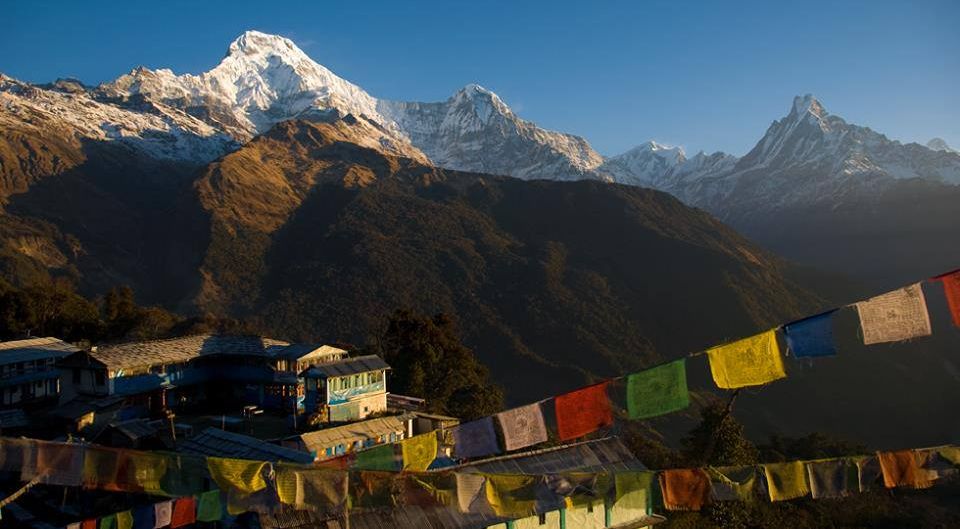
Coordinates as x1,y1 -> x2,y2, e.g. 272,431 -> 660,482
179,427 -> 314,463
88,334 -> 290,371
302,355 -> 390,379
113,418 -> 161,440
0,409 -> 30,429
0,337 -> 79,365
299,414 -> 412,454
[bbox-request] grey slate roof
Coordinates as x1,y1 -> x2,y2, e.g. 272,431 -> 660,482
179,427 -> 314,463
302,355 -> 390,378
87,334 -> 290,371
0,337 -> 79,365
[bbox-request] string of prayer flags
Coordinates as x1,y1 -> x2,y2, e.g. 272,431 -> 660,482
856,283 -> 932,345
195,490 -> 223,522
936,270 -> 960,328
708,466 -> 757,502
659,468 -> 711,511
626,359 -> 689,420
169,497 -> 196,529
153,501 -> 172,529
451,417 -> 500,459
401,432 -> 438,471
877,450 -> 933,489
497,403 -> 549,451
355,443 -> 400,472
762,461 -> 810,501
554,381 -> 614,441
805,459 -> 856,499
784,311 -> 838,358
707,330 -> 785,389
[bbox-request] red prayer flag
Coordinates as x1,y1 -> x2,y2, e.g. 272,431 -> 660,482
82,520 -> 97,529
170,497 -> 197,528
554,381 -> 613,441
939,271 -> 960,328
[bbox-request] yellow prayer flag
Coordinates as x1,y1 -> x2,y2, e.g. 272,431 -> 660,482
206,457 -> 269,494
763,461 -> 810,501
401,432 -> 438,472
484,474 -> 538,517
116,511 -> 133,529
706,330 -> 785,389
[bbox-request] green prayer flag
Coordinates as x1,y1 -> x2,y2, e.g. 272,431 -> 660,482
100,514 -> 117,529
355,443 -> 399,471
196,490 -> 223,522
626,359 -> 690,420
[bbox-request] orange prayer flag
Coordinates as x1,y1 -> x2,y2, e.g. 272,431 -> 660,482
938,270 -> 960,328
877,450 -> 933,489
170,497 -> 197,528
659,469 -> 712,511
554,381 -> 613,442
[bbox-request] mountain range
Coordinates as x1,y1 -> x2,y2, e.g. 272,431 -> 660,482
1,30 -> 959,446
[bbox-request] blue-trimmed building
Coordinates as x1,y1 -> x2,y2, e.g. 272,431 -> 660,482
0,337 -> 79,407
301,355 -> 390,423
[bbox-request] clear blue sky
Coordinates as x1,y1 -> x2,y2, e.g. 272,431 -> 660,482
2,0 -> 957,156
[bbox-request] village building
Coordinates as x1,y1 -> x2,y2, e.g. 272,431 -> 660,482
55,334 -> 358,427
0,337 -> 79,407
301,355 -> 390,423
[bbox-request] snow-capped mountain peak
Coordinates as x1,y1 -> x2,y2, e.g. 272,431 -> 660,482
927,137 -> 957,153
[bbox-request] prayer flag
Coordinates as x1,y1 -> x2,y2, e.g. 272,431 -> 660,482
497,403 -> 549,451
938,270 -> 960,328
455,473 -> 491,514
763,461 -> 809,501
613,471 -> 654,515
451,417 -> 500,459
658,469 -> 711,511
132,505 -> 154,529
854,456 -> 883,492
100,514 -> 117,529
206,458 -> 268,495
275,464 -> 348,513
484,474 -> 538,517
355,444 -> 399,471
82,520 -> 97,529
554,382 -> 614,441
707,330 -> 785,389
626,359 -> 689,420
877,450 -> 933,489
401,432 -> 438,472
116,511 -> 133,529
153,501 -> 172,528
36,442 -> 83,487
196,490 -> 223,522
805,459 -> 855,499
68,524 -> 81,529
856,283 -> 932,345
708,466 -> 757,502
784,311 -> 837,358
170,497 -> 196,529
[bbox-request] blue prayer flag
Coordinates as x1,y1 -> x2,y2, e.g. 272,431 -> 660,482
451,416 -> 500,459
132,505 -> 155,529
784,311 -> 837,358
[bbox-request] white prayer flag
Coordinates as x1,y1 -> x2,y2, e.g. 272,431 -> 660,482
496,402 -> 548,451
856,283 -> 932,345
154,500 -> 173,528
